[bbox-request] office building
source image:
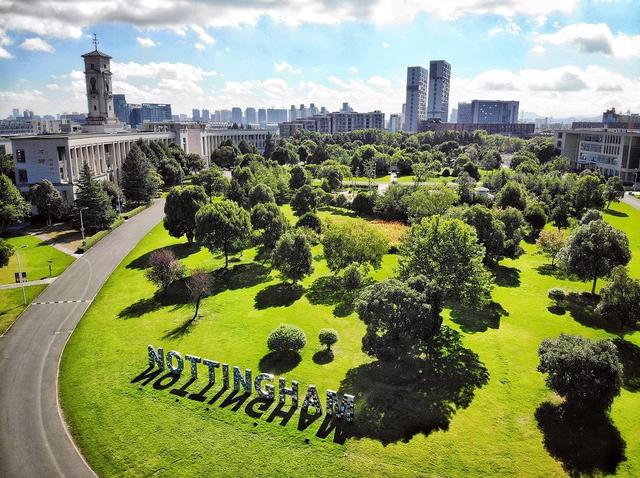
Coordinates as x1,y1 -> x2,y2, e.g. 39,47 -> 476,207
279,111 -> 385,137
192,108 -> 201,122
299,104 -> 307,119
404,66 -> 428,132
290,105 -> 297,121
202,109 -> 210,122
268,108 -> 288,123
419,121 -> 534,139
231,107 -> 243,124
113,94 -> 129,124
309,103 -> 318,117
141,103 -> 172,123
245,107 -> 257,124
389,114 -> 401,132
258,108 -> 267,124
128,104 -> 142,127
427,60 -> 451,122
12,108 -> 20,118
457,102 -> 473,123
450,108 -> 458,123
556,128 -> 640,181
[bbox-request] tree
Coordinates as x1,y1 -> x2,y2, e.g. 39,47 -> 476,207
101,181 -> 123,212
495,181 -> 527,210
461,161 -> 480,180
184,153 -> 206,174
271,229 -> 313,283
267,325 -> 307,353
523,202 -> 547,238
158,156 -> 183,187
356,276 -> 444,360
319,328 -> 339,351
604,176 -> 625,208
238,139 -> 257,155
480,148 -> 501,169
351,191 -> 377,215
290,184 -> 317,216
596,266 -> 640,332
573,174 -> 605,213
250,202 -> 289,249
405,185 -> 459,223
399,216 -> 493,306
0,238 -> 14,267
454,204 -> 506,264
145,249 -> 185,292
289,165 -> 309,190
164,185 -> 208,243
537,334 -> 622,410
263,132 -> 276,159
187,269 -> 213,320
29,180 -> 64,226
0,152 -> 14,179
296,212 -> 322,233
322,220 -> 388,272
536,227 -> 566,267
580,209 -> 602,225
248,183 -> 275,207
411,162 -> 430,186
495,207 -> 526,258
0,174 -> 30,234
271,145 -> 298,165
456,171 -> 476,204
562,220 -> 630,294
192,167 -> 229,201
73,162 -> 117,234
318,164 -> 344,191
121,144 -> 158,205
210,145 -> 238,169
195,200 -> 252,268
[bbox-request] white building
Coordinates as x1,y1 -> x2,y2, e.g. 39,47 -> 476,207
278,111 -> 385,137
556,128 -> 640,182
404,66 -> 428,133
427,60 -> 450,122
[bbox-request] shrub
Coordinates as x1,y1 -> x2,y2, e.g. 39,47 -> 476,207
319,328 -> 339,351
145,249 -> 185,292
343,263 -> 362,289
334,194 -> 348,208
547,287 -> 566,307
441,168 -> 451,177
351,191 -> 376,215
580,209 -> 602,225
296,212 -> 322,233
267,325 -> 307,353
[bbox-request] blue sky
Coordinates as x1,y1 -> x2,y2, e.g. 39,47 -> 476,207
0,0 -> 638,118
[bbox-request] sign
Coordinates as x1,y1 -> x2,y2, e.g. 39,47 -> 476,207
14,271 -> 27,283
147,344 -> 355,421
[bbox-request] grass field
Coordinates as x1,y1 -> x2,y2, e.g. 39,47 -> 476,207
0,234 -> 74,285
0,285 -> 47,335
59,202 -> 640,477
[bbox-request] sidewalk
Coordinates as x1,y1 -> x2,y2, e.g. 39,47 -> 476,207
30,232 -> 82,258
622,192 -> 640,211
0,277 -> 56,290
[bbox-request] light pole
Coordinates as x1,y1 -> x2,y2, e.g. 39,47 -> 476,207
15,244 -> 27,305
79,206 -> 88,245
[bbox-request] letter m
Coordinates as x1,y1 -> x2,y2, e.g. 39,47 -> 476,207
326,390 -> 355,422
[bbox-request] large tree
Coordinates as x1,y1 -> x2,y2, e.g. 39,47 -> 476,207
450,204 -> 506,264
572,174 -> 605,213
164,185 -> 208,243
30,180 -> 65,226
561,219 -> 630,294
0,174 -> 30,234
291,184 -> 317,216
121,144 -> 159,205
495,181 -> 527,210
210,145 -> 238,169
536,227 -> 566,267
405,185 -> 459,223
604,176 -> 625,208
195,199 -> 252,268
192,167 -> 229,201
494,207 -> 526,258
145,249 -> 185,292
248,183 -> 275,207
0,238 -> 14,267
596,266 -> 640,332
538,334 -> 622,410
322,220 -> 388,272
399,216 -> 493,306
356,276 -> 444,361
271,229 -> 313,284
289,165 -> 310,190
251,202 -> 289,249
73,162 -> 117,234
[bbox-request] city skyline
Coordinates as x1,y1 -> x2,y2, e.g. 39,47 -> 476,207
0,1 -> 639,118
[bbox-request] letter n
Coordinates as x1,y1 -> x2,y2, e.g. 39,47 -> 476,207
148,344 -> 164,370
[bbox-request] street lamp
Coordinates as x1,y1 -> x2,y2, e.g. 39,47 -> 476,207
79,206 -> 88,245
15,244 -> 27,305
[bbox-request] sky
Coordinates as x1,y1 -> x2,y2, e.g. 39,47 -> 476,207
0,0 -> 638,119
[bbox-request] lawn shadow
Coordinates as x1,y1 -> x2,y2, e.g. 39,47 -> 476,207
565,292 -> 625,334
338,326 -> 489,445
449,301 -> 508,333
126,242 -> 201,270
254,283 -> 304,309
604,208 -> 628,218
489,264 -> 521,288
535,264 -> 577,281
613,339 -> 640,392
259,350 -> 302,374
535,402 -> 626,476
317,206 -> 359,218
306,275 -> 364,318
312,349 -> 334,365
212,263 -> 271,293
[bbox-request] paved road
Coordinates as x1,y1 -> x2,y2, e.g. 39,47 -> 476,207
0,199 -> 164,478
623,192 -> 640,211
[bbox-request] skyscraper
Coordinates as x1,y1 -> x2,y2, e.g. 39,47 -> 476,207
113,94 -> 128,124
427,60 -> 450,122
457,102 -> 472,123
231,107 -> 243,124
258,108 -> 267,124
202,109 -> 210,121
192,108 -> 201,122
457,100 -> 519,124
141,103 -> 172,123
245,107 -> 257,124
290,105 -> 297,120
404,66 -> 428,132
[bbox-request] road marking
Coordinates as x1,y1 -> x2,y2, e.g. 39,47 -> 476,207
32,299 -> 92,305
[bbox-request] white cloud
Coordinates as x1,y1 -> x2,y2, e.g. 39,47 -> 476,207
45,83 -> 60,90
0,29 -> 12,46
531,45 -> 546,54
136,37 -> 156,48
191,25 -> 214,44
194,43 -> 205,51
111,61 -> 217,81
381,42 -> 390,48
0,46 -> 13,59
20,37 -> 55,53
274,61 -> 302,74
535,23 -> 640,58
349,66 -> 359,74
488,20 -> 521,36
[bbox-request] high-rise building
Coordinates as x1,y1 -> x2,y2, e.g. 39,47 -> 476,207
141,103 -> 172,123
245,107 -> 257,124
113,94 -> 129,124
128,104 -> 142,127
220,109 -> 232,122
341,102 -> 353,113
279,110 -> 385,137
231,107 -> 243,124
299,104 -> 307,119
404,66 -> 428,132
268,108 -> 288,123
258,108 -> 267,124
467,100 -> 519,124
12,108 -> 20,118
202,109 -> 210,121
309,103 -> 318,116
389,114 -> 401,132
457,102 -> 472,123
427,60 -> 450,122
320,106 -> 327,115
192,108 -> 201,122
290,105 -> 297,121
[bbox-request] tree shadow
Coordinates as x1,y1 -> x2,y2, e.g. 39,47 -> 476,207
254,283 -> 304,309
338,327 -> 489,445
126,242 -> 201,270
258,350 -> 302,374
212,263 -> 271,293
449,301 -> 508,333
317,206 -> 359,218
312,350 -> 334,365
163,315 -> 199,339
547,305 -> 566,316
535,402 -> 626,476
613,339 -> 640,392
604,208 -> 628,218
565,292 -> 625,334
535,264 -> 577,281
489,264 -> 520,288
118,279 -> 191,319
306,275 -> 364,317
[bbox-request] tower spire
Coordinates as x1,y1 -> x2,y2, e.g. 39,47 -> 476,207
92,33 -> 99,51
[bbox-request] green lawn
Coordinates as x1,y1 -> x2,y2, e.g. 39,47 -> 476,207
0,285 -> 47,335
60,202 -> 640,477
0,234 -> 75,285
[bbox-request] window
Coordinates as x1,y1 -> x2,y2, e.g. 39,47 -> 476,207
17,169 -> 28,183
16,149 -> 25,162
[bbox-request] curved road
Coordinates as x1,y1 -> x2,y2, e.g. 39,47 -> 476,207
0,199 -> 164,478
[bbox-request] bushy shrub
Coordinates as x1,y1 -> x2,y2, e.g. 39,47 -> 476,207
319,328 -> 339,351
333,194 -> 348,208
296,212 -> 322,233
547,287 -> 566,307
343,263 -> 362,289
351,191 -> 376,215
580,209 -> 602,225
267,325 -> 307,353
